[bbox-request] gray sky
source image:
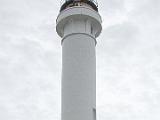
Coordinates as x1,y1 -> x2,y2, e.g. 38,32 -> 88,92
0,0 -> 160,120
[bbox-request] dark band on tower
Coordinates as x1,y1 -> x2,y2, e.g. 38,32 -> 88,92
60,0 -> 98,12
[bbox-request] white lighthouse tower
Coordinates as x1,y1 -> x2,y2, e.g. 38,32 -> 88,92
56,0 -> 102,120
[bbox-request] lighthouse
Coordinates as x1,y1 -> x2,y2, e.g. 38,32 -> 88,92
56,0 -> 102,120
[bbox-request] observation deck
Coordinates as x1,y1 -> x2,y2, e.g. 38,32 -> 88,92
60,0 -> 98,12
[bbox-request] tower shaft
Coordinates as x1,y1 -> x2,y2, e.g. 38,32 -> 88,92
62,33 -> 96,120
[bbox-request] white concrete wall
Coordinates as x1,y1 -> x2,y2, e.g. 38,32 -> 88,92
62,33 -> 96,120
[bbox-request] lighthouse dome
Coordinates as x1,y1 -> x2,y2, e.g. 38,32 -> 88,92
60,0 -> 98,12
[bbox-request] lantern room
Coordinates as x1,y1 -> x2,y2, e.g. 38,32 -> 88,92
60,0 -> 98,12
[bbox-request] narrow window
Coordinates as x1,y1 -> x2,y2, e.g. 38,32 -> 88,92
91,26 -> 93,35
93,108 -> 96,120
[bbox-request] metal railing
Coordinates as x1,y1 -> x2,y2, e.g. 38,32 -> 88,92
60,0 -> 98,7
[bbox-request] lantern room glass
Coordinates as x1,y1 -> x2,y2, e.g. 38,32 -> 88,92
60,0 -> 98,6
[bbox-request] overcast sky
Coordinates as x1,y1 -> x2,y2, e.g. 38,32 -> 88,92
0,0 -> 160,120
